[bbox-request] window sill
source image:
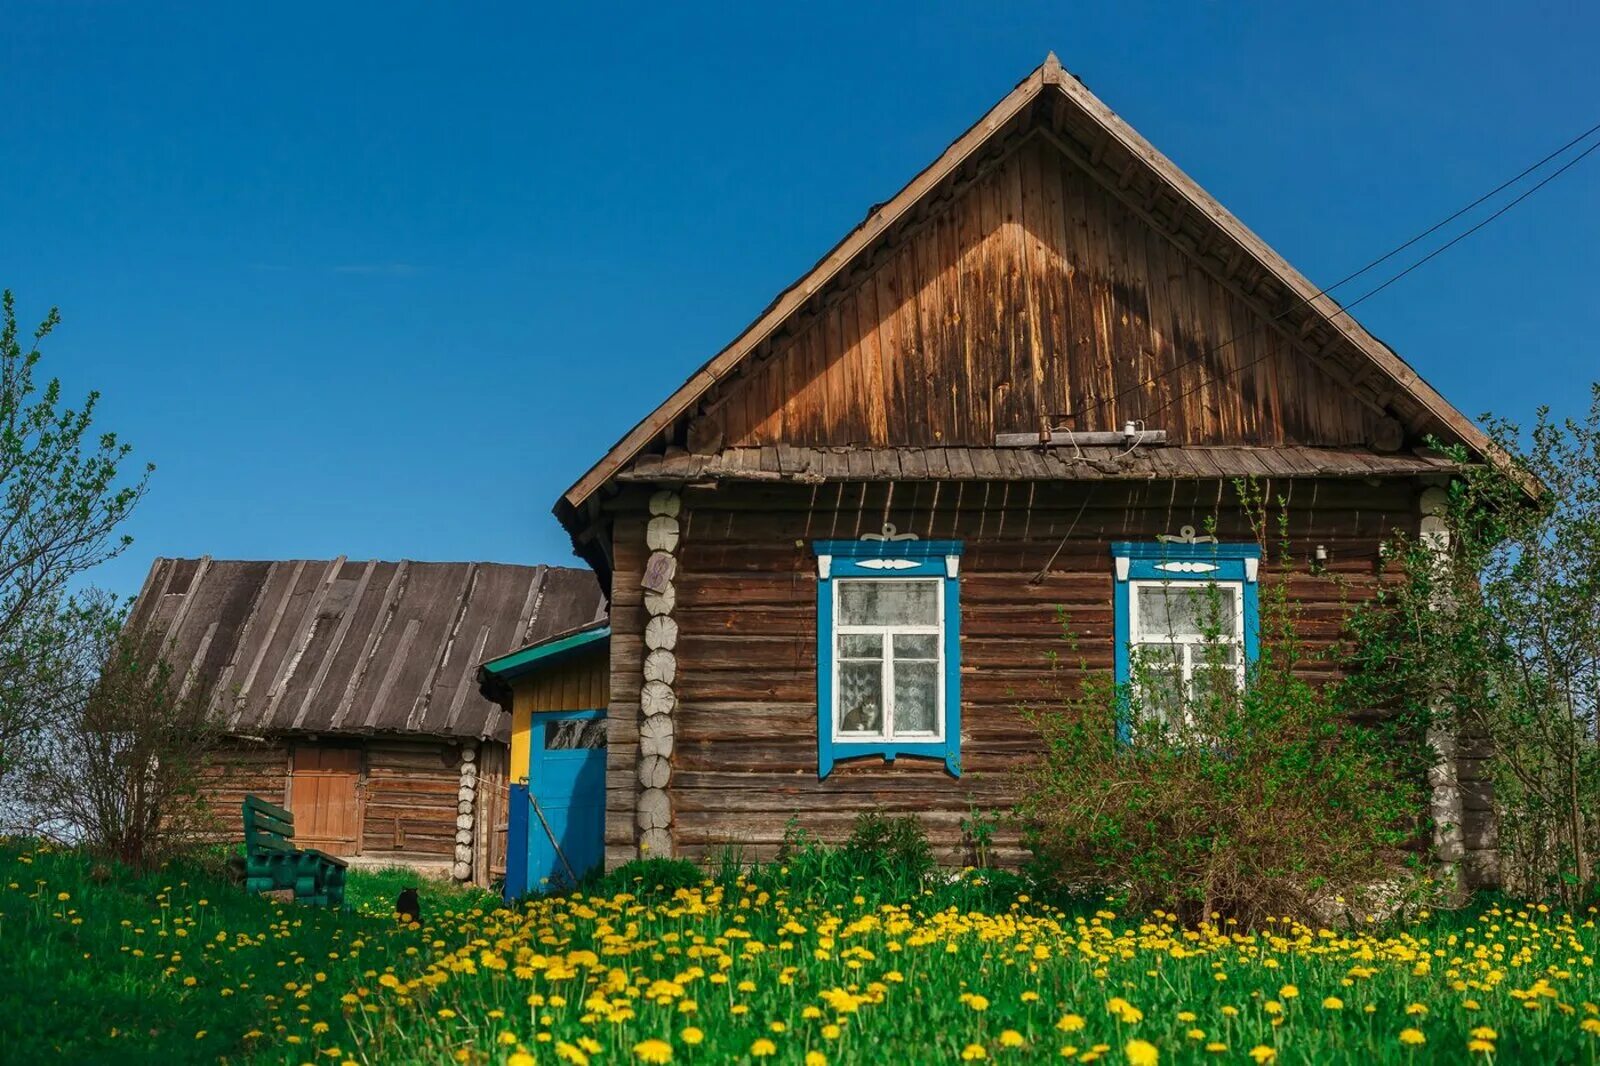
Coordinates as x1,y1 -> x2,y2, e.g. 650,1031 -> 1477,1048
820,739 -> 960,779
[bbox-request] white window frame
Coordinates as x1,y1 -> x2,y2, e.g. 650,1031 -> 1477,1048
1127,579 -> 1246,722
830,577 -> 945,744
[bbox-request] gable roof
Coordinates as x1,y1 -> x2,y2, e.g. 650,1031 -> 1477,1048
555,54 -> 1514,532
127,557 -> 608,743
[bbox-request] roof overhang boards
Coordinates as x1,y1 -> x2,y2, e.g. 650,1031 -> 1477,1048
553,54 -> 1527,559
477,624 -> 611,706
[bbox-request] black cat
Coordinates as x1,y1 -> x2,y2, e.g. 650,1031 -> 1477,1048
394,887 -> 421,924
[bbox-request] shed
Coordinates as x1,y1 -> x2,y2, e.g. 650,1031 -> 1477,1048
127,557 -> 605,884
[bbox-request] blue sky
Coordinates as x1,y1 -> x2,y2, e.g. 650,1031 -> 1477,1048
2,3 -> 1596,598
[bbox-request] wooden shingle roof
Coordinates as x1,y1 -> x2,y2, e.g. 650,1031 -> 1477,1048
127,558 -> 607,743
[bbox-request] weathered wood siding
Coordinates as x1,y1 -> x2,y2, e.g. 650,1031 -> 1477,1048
200,739 -> 290,838
608,478 -> 1423,864
361,737 -> 465,859
706,137 -> 1392,452
512,649 -> 610,714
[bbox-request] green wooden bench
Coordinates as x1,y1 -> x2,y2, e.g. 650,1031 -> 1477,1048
242,794 -> 348,908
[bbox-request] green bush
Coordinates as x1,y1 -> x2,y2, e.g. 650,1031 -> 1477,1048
1018,515 -> 1429,927
841,809 -> 935,881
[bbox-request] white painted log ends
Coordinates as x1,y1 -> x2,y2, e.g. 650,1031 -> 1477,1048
454,739 -> 478,881
638,490 -> 681,858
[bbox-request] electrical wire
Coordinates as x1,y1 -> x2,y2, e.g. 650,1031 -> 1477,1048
1059,118 -> 1600,428
1138,135 -> 1600,426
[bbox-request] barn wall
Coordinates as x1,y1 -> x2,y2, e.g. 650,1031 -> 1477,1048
200,738 -> 290,838
361,737 -> 465,860
606,476 -> 1478,869
200,735 -> 510,877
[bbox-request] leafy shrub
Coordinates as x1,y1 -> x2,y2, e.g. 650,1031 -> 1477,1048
766,812 -> 936,901
1018,515 -> 1428,927
1340,395 -> 1600,905
841,809 -> 935,881
20,622 -> 223,868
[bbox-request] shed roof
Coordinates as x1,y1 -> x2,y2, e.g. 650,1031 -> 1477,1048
127,558 -> 608,743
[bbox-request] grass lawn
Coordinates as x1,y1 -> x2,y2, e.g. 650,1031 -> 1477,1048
2,840 -> 1597,1064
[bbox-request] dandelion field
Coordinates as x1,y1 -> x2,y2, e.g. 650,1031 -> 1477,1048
3,841 -> 1598,1065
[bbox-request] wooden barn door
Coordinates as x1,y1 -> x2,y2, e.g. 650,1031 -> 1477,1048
288,745 -> 363,856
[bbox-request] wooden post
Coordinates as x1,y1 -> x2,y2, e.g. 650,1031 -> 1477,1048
1420,486 -> 1466,900
637,490 -> 681,858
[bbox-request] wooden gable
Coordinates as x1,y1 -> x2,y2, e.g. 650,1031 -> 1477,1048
558,54 -> 1517,538
706,133 -> 1395,451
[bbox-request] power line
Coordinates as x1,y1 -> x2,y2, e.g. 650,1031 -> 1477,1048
1137,134 -> 1600,427
1060,118 -> 1600,427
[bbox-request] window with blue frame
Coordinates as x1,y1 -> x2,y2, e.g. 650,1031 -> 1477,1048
812,530 -> 962,778
1112,531 -> 1261,737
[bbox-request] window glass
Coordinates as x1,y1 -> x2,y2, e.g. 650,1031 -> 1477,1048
833,577 -> 943,741
892,632 -> 939,659
893,660 -> 940,733
1130,580 -> 1245,727
838,661 -> 884,734
1134,584 -> 1238,641
838,580 -> 939,626
544,719 -> 607,750
839,633 -> 883,658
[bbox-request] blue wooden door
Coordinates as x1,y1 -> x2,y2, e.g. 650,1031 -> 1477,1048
519,710 -> 606,894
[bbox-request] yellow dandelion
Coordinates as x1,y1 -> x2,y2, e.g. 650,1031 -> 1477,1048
751,1038 -> 777,1058
1125,1039 -> 1158,1066
633,1039 -> 673,1064
1000,1030 -> 1025,1048
1322,996 -> 1343,1010
961,1045 -> 987,1061
1399,1029 -> 1426,1046
1058,1014 -> 1087,1032
555,1044 -> 590,1066
680,1027 -> 704,1045
1248,1048 -> 1276,1064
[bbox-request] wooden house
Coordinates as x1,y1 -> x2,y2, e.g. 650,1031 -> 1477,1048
128,557 -> 605,885
505,56 -> 1519,891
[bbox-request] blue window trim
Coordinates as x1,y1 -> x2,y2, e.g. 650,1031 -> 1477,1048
812,538 -> 963,779
1110,540 -> 1262,744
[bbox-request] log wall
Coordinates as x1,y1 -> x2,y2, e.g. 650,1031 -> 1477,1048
608,476 -> 1439,867
199,735 -> 511,882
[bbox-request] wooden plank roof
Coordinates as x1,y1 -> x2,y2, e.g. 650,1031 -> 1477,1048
556,53 -> 1523,535
126,558 -> 607,743
616,445 -> 1460,485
